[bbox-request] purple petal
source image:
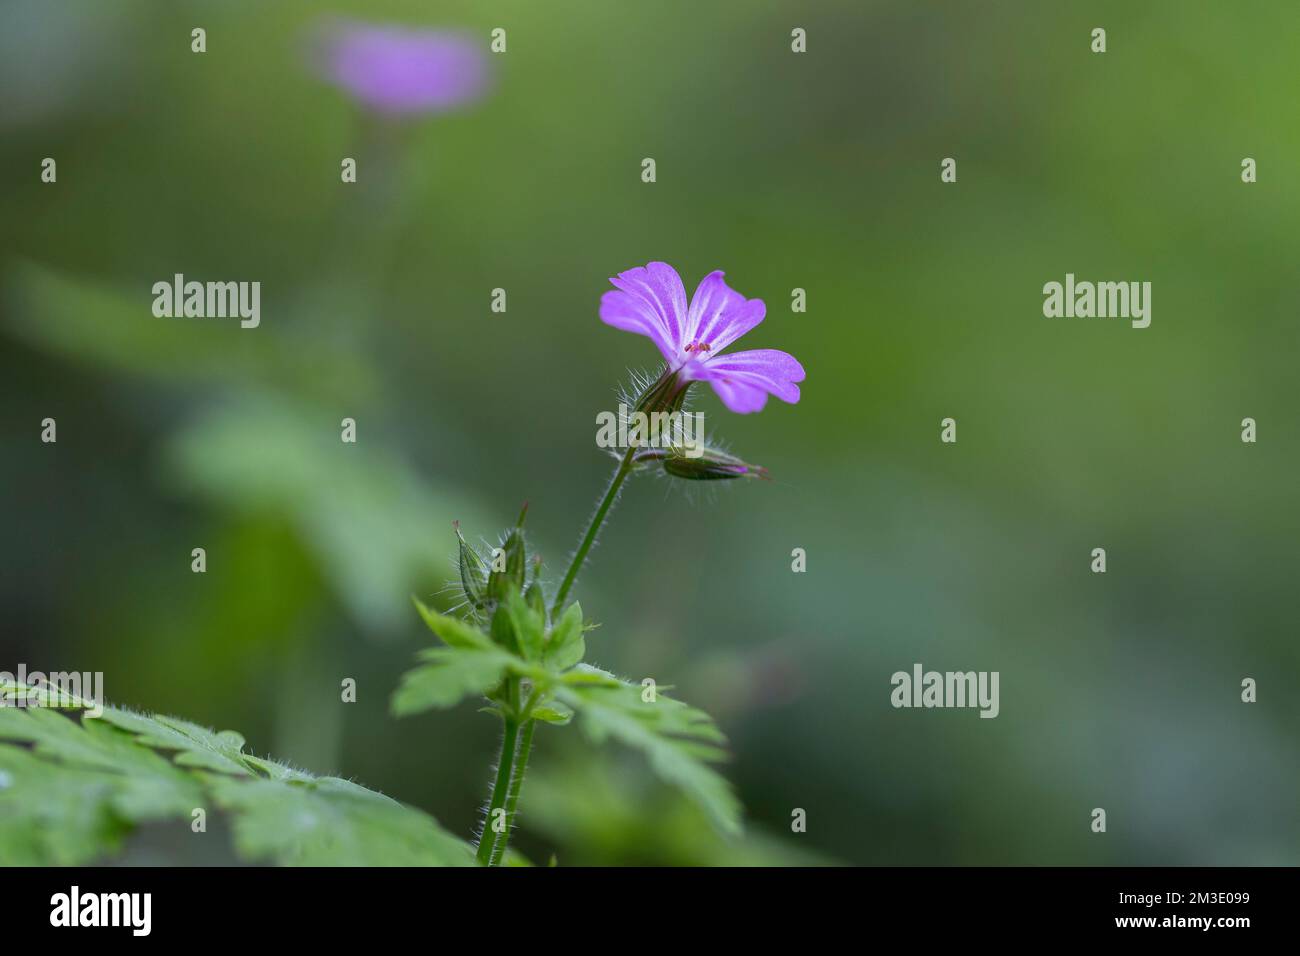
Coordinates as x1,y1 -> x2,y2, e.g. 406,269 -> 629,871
599,262 -> 688,362
312,21 -> 491,115
687,348 -> 806,414
683,271 -> 765,356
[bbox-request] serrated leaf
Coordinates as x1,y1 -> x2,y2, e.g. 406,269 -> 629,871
390,647 -> 513,716
0,704 -> 203,866
413,596 -> 493,649
558,671 -> 741,837
0,683 -> 477,866
0,707 -> 203,831
205,775 -> 475,866
98,708 -> 254,775
544,602 -> 586,671
0,746 -> 133,865
242,754 -> 310,781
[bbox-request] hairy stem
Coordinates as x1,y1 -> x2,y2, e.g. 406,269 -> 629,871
552,367 -> 685,616
491,716 -> 537,866
476,710 -> 519,866
551,447 -> 637,617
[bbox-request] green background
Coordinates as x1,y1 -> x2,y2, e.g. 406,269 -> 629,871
1,0 -> 1296,865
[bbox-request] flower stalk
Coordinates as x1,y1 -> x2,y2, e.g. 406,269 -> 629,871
550,446 -> 637,618
551,367 -> 683,617
494,714 -> 536,866
476,703 -> 519,865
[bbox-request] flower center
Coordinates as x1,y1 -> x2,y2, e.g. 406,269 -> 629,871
683,341 -> 712,355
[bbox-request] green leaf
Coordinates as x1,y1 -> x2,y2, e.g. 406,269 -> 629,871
158,393 -> 495,634
97,708 -> 255,776
489,600 -> 523,655
0,684 -> 476,866
504,592 -> 545,662
412,596 -> 493,649
558,670 -> 742,837
205,775 -> 475,866
395,600 -> 582,726
0,745 -> 133,865
0,708 -> 204,865
393,603 -> 743,845
544,602 -> 586,671
0,707 -> 201,814
0,678 -> 92,709
561,663 -> 622,686
530,705 -> 573,725
390,647 -> 513,716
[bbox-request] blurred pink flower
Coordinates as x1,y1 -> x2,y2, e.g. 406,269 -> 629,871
310,20 -> 491,115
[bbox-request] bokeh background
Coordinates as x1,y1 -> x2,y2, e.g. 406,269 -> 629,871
2,0 -> 1297,865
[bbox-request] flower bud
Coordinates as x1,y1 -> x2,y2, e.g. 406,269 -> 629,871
650,445 -> 768,481
524,566 -> 547,621
486,502 -> 530,602
454,521 -> 488,611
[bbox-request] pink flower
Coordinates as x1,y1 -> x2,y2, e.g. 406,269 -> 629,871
598,263 -> 806,414
310,20 -> 491,116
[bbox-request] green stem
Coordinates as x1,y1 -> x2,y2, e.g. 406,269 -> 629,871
551,447 -> 637,617
476,712 -> 519,866
552,367 -> 684,617
492,717 -> 537,867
